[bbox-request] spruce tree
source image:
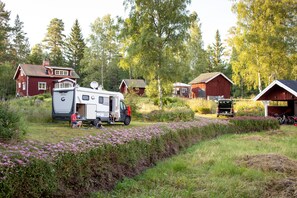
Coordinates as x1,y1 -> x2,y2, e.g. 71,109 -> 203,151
11,15 -> 30,66
43,18 -> 66,66
65,19 -> 86,70
0,1 -> 11,63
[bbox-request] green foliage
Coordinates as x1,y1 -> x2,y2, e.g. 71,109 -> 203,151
8,96 -> 52,123
185,14 -> 208,81
43,18 -> 66,66
230,0 -> 297,92
27,44 -> 44,65
186,98 -> 217,114
0,62 -> 16,99
10,15 -> 30,64
122,0 -> 194,108
80,15 -> 128,90
145,80 -> 173,98
124,92 -> 140,118
234,100 -> 264,116
0,102 -> 26,140
144,107 -> 194,122
65,19 -> 86,70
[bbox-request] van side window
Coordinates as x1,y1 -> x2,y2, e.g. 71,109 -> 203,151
99,96 -> 104,104
82,95 -> 89,101
120,101 -> 126,111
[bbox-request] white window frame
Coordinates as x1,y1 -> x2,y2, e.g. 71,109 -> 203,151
22,82 -> 26,90
18,82 -> 21,88
38,82 -> 47,90
55,70 -> 68,76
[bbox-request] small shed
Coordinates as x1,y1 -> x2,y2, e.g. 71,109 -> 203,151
173,82 -> 191,98
254,80 -> 297,116
189,72 -> 233,99
119,79 -> 146,96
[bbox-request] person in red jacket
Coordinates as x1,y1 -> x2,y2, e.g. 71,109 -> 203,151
71,112 -> 82,128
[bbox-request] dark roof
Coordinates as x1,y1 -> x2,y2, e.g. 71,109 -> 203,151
189,72 -> 233,84
278,80 -> 297,93
13,64 -> 79,79
254,80 -> 297,101
120,79 -> 146,88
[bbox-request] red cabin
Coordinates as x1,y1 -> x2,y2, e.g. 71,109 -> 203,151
189,72 -> 233,99
119,79 -> 146,96
13,62 -> 79,97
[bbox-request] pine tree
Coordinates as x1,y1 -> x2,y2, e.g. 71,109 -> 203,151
0,1 -> 11,63
65,19 -> 86,70
11,15 -> 30,66
43,18 -> 66,66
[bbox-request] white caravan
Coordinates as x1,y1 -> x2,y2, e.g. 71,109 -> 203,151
52,84 -> 131,126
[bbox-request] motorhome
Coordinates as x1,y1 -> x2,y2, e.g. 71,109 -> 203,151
52,83 -> 131,127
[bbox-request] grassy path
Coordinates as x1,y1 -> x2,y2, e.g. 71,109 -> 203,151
93,125 -> 297,198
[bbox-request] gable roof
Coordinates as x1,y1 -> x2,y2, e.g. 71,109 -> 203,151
13,64 -> 79,79
254,80 -> 297,101
189,72 -> 233,85
119,79 -> 146,89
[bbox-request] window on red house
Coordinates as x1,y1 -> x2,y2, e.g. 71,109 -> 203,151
38,82 -> 47,90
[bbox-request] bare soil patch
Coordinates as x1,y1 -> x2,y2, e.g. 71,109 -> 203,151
237,154 -> 297,197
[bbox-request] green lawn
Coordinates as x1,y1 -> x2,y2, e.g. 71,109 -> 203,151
25,121 -> 154,143
93,125 -> 297,198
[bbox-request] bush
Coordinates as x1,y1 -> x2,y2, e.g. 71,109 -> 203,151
153,97 -> 187,108
234,100 -> 264,116
0,102 -> 26,140
144,107 -> 194,122
8,96 -> 52,123
186,98 -> 217,114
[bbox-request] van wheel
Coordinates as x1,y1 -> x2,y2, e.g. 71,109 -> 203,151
124,116 -> 131,125
93,119 -> 101,128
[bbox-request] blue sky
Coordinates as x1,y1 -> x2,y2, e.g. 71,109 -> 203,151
4,0 -> 236,48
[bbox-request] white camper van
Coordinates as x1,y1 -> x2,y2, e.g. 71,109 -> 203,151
52,84 -> 131,127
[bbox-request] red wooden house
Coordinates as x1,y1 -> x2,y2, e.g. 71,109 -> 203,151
119,79 -> 146,96
13,62 -> 79,97
189,72 -> 233,99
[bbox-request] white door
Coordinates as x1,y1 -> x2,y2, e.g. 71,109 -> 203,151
86,104 -> 96,119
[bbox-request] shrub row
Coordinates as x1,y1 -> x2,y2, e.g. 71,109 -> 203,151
144,107 -> 194,122
0,117 -> 279,197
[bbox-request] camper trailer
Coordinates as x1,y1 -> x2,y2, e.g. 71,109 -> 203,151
52,84 -> 131,127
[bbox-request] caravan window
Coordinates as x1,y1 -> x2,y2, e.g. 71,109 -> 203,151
82,95 -> 89,101
99,96 -> 104,104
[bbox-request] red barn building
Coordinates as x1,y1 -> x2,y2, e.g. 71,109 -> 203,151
189,72 -> 233,99
13,62 -> 79,97
119,79 -> 146,96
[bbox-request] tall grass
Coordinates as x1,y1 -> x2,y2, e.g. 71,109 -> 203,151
8,95 -> 52,123
94,125 -> 296,198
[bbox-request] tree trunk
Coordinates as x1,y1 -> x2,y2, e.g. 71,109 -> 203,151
157,75 -> 163,110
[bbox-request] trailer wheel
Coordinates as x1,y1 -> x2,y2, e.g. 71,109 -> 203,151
93,119 -> 101,128
124,116 -> 131,125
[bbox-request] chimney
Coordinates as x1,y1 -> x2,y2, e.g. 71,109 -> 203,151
43,60 -> 50,66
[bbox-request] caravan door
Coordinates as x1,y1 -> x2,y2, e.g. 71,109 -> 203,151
86,104 -> 96,120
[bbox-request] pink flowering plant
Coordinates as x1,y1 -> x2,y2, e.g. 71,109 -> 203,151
0,117 -> 279,197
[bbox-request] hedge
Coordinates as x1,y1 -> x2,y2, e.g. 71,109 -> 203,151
0,117 -> 279,197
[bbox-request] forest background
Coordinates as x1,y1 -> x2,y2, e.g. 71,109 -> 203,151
0,0 -> 296,103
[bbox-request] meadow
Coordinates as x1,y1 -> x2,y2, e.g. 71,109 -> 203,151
94,125 -> 297,198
